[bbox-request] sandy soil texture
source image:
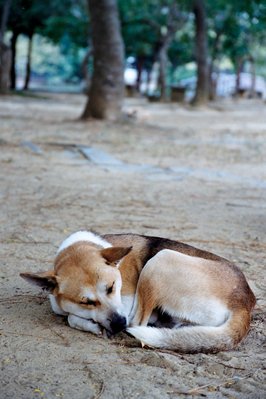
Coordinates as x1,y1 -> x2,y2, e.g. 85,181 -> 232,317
0,93 -> 265,399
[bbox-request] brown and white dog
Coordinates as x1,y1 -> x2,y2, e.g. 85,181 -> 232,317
20,231 -> 256,353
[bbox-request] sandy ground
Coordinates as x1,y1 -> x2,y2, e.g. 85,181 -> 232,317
0,93 -> 265,399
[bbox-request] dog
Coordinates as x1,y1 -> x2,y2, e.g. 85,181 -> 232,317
20,231 -> 256,353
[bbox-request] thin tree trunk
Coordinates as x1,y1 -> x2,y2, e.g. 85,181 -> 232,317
0,0 -> 12,93
192,0 -> 209,105
23,33 -> 33,90
10,31 -> 18,90
249,57 -> 255,98
0,0 -> 11,43
208,31 -> 222,100
235,56 -> 246,96
236,56 -> 256,98
136,55 -> 144,92
81,47 -> 92,94
158,44 -> 169,101
81,0 -> 124,120
235,58 -> 241,95
157,4 -> 183,102
0,43 -> 11,93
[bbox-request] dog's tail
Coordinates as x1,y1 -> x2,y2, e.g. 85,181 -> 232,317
127,309 -> 252,353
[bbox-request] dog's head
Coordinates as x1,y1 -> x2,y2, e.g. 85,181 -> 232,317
20,243 -> 132,335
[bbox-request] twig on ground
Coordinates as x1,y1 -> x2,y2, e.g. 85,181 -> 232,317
94,381 -> 105,399
168,375 -> 251,396
211,360 -> 246,371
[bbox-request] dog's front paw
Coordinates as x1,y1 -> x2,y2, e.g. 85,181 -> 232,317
101,329 -> 114,339
68,315 -> 102,335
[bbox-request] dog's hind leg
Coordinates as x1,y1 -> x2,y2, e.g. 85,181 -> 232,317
130,290 -> 155,327
130,261 -> 159,327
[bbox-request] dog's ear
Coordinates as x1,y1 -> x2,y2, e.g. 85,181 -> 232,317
101,246 -> 132,267
20,270 -> 58,292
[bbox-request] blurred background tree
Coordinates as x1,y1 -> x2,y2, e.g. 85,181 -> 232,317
1,0 -> 88,90
0,0 -> 12,93
81,0 -> 124,120
119,0 -> 189,101
0,0 -> 265,115
192,0 -> 209,105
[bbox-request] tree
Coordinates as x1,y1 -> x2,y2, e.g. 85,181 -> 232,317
6,0 -> 86,90
156,3 -> 186,101
81,0 -> 124,120
206,0 -> 266,99
0,0 -> 12,93
7,0 -> 54,89
43,1 -> 89,88
143,2 -> 187,101
119,0 -> 189,100
192,0 -> 209,105
221,0 -> 266,96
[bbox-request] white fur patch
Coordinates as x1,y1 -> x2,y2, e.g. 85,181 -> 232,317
57,231 -> 112,254
127,323 -> 234,351
68,314 -> 102,334
127,326 -> 165,346
81,288 -> 96,302
49,294 -> 68,316
164,299 -> 229,327
60,299 -> 93,320
122,295 -> 135,319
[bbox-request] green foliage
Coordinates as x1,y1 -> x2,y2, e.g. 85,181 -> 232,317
2,0 -> 265,86
118,0 -> 192,69
169,17 -> 195,67
42,1 -> 89,49
6,0 -> 58,35
206,0 -> 266,67
119,0 -> 161,58
1,0 -> 89,82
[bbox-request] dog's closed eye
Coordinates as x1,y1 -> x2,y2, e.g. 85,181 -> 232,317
80,298 -> 97,306
106,282 -> 115,295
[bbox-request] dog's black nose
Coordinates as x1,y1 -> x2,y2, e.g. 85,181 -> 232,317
110,313 -> 127,334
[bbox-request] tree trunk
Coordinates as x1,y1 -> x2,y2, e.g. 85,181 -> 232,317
192,0 -> 209,105
158,44 -> 169,101
0,0 -> 12,94
0,43 -> 11,93
136,55 -> 144,92
157,33 -> 176,102
10,31 -> 18,90
81,47 -> 92,94
23,33 -> 33,91
81,0 -> 124,120
0,0 -> 11,43
235,57 -> 242,95
249,58 -> 256,98
208,31 -> 222,100
236,56 -> 256,98
157,4 -> 183,102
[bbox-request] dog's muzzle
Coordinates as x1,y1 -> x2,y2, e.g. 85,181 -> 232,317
110,313 -> 127,334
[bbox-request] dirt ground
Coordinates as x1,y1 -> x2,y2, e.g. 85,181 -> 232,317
0,93 -> 265,399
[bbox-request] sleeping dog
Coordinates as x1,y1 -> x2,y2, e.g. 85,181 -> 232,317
21,231 -> 256,353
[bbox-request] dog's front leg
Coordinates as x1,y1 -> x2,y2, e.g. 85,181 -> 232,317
68,314 -> 102,335
49,294 -> 68,316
